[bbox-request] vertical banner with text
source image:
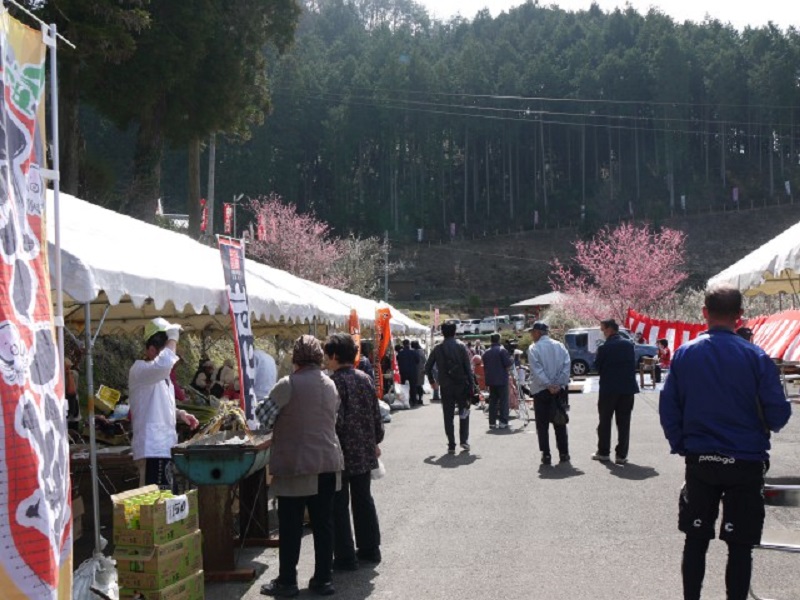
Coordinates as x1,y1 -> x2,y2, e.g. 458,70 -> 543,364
0,9 -> 73,598
349,309 -> 361,364
374,307 -> 392,399
218,237 -> 257,420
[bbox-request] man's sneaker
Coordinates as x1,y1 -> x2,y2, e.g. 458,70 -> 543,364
615,456 -> 629,465
591,453 -> 611,462
260,579 -> 299,597
489,423 -> 497,429
559,453 -> 571,463
460,442 -> 470,452
541,453 -> 552,465
498,423 -> 509,429
308,578 -> 335,596
447,446 -> 456,455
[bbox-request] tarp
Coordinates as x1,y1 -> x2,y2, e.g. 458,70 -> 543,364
707,219 -> 800,297
46,191 -> 427,335
510,291 -> 566,307
625,308 -> 706,351
745,310 -> 800,362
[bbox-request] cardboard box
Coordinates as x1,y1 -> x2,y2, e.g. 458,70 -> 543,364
116,530 -> 202,590
118,570 -> 204,600
72,495 -> 85,541
112,485 -> 199,547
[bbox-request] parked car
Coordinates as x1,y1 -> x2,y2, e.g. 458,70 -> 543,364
564,327 -> 658,376
458,319 -> 482,335
509,314 -> 527,332
478,315 -> 512,334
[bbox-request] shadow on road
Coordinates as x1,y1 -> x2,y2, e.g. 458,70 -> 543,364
538,463 -> 585,479
423,452 -> 481,468
602,462 -> 659,480
333,565 -> 378,599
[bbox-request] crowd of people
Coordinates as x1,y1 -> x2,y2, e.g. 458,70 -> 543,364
125,281 -> 792,600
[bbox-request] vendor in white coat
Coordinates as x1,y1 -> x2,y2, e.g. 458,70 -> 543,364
129,317 -> 199,490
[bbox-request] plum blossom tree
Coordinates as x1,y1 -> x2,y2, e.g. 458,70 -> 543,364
549,222 -> 688,323
246,194 -> 385,297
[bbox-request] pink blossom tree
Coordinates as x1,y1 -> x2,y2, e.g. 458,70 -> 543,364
246,194 -> 386,297
549,222 -> 688,323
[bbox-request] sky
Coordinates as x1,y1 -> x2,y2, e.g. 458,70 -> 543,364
418,0 -> 799,30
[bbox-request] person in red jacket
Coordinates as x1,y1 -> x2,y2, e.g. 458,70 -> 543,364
657,339 -> 671,370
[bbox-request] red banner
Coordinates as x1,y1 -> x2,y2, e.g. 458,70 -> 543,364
200,198 -> 208,233
625,308 -> 705,351
218,237 -> 257,420
223,203 -> 233,234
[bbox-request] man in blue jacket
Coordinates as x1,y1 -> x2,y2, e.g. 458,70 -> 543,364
659,284 -> 791,600
593,318 -> 639,464
482,333 -> 513,430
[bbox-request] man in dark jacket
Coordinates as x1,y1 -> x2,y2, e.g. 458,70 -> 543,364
425,323 -> 474,453
659,284 -> 791,600
482,334 -> 513,429
396,339 -> 421,406
593,318 -> 639,464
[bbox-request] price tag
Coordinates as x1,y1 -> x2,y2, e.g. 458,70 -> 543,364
165,495 -> 189,524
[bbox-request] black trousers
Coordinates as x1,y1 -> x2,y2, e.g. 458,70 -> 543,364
441,386 -> 469,448
533,391 -> 569,457
402,374 -> 420,404
277,472 -> 337,585
679,457 -> 765,600
333,471 -> 381,562
596,392 -> 635,458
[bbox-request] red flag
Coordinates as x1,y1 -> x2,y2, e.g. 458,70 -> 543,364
223,203 -> 233,234
200,198 -> 208,233
257,212 -> 267,241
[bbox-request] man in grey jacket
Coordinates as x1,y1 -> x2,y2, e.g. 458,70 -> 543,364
527,322 -> 572,465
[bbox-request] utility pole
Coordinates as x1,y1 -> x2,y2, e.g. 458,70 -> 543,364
207,133 -> 216,235
384,230 -> 389,302
232,193 -> 244,238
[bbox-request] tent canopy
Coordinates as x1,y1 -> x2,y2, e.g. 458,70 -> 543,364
511,291 -> 566,307
48,191 -> 426,336
707,219 -> 800,297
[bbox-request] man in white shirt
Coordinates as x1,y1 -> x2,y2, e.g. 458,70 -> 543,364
253,349 -> 278,400
527,322 -> 572,465
128,317 -> 199,489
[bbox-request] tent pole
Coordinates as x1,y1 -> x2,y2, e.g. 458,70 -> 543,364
84,303 -> 102,555
47,23 -> 66,411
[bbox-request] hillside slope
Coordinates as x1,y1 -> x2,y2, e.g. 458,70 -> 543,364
392,203 -> 800,308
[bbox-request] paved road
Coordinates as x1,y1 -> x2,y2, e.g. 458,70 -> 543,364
207,382 -> 800,600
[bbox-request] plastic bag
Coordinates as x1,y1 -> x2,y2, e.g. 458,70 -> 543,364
394,382 -> 410,408
73,543 -> 118,600
378,400 -> 392,423
371,458 -> 386,480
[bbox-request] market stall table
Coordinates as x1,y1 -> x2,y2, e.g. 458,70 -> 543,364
172,432 -> 272,582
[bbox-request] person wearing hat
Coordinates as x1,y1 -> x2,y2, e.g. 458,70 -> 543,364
257,335 -> 345,598
128,318 -> 199,490
526,322 -> 572,464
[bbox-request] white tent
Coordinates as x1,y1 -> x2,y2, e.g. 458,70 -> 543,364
707,219 -> 800,297
47,191 -> 426,335
510,291 -> 566,307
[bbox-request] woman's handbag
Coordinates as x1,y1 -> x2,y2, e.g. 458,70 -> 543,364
549,388 -> 570,426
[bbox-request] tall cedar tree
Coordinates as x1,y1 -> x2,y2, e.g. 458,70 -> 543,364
87,0 -> 300,227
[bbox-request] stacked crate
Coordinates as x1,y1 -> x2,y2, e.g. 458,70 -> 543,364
111,485 -> 204,600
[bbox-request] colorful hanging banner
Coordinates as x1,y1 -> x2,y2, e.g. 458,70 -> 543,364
218,237 -> 257,420
0,9 -> 73,597
374,307 -> 392,398
223,203 -> 233,234
625,308 -> 705,351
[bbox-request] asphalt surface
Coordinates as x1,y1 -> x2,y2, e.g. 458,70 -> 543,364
206,380 -> 800,600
